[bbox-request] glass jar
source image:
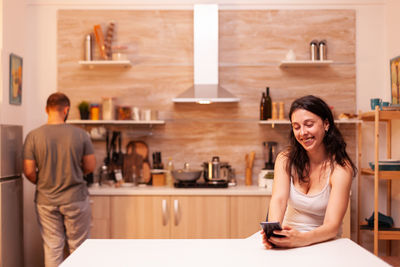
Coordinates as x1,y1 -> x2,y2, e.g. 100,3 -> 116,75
90,103 -> 100,120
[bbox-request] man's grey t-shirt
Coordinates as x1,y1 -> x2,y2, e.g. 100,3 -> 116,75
23,124 -> 94,205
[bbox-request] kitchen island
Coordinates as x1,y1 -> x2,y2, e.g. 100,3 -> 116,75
60,235 -> 389,267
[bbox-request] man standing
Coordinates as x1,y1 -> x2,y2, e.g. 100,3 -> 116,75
23,92 -> 96,267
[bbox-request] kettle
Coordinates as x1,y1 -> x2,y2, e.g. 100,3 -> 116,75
202,156 -> 232,182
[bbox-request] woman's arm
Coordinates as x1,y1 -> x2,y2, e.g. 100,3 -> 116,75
270,163 -> 352,248
267,152 -> 291,223
262,152 -> 290,249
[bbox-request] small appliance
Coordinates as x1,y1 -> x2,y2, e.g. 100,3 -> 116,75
258,141 -> 278,191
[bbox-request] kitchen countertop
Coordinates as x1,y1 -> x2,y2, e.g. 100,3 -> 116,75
88,184 -> 271,196
60,235 -> 389,267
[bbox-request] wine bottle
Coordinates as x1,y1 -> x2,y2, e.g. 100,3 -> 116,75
260,92 -> 266,120
265,87 -> 272,119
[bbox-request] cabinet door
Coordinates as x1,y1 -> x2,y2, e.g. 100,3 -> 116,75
171,196 -> 230,239
230,196 -> 270,238
110,196 -> 170,239
90,196 -> 110,238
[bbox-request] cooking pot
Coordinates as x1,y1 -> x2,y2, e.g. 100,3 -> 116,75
202,156 -> 232,182
172,163 -> 202,182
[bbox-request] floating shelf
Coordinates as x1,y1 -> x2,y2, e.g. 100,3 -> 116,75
258,120 -> 290,125
259,119 -> 361,125
280,60 -> 333,67
78,60 -> 132,68
67,120 -> 165,125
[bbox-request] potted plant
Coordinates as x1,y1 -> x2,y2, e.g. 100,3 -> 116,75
78,101 -> 90,120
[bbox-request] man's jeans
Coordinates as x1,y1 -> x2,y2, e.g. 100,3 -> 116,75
35,197 -> 91,267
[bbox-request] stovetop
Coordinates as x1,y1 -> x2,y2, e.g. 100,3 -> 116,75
174,180 -> 228,188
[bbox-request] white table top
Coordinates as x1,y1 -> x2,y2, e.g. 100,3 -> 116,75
60,234 -> 389,267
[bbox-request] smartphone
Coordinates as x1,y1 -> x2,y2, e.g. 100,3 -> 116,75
260,221 -> 285,238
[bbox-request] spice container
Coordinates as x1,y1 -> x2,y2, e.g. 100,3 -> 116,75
310,40 -> 318,61
279,102 -> 285,120
102,97 -> 114,120
117,106 -> 132,120
319,40 -> 327,61
90,103 -> 100,120
271,102 -> 278,120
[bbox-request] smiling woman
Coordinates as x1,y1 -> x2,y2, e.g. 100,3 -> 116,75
261,95 -> 357,250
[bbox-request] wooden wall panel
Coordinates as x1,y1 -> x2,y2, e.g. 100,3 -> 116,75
58,9 -> 356,183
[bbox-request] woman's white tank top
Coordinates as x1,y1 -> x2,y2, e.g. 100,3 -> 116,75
282,172 -> 342,236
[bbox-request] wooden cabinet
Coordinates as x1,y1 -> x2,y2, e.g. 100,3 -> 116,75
91,193 -> 350,239
230,196 -> 269,238
110,196 -> 169,239
90,196 -> 111,238
357,108 -> 400,256
170,196 -> 230,239
110,195 -> 230,239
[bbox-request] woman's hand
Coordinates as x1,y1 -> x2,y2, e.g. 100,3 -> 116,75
260,230 -> 274,249
268,225 -> 305,248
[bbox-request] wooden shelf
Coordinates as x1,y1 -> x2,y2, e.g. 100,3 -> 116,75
78,60 -> 132,68
360,226 -> 400,240
259,120 -> 290,125
361,168 -> 400,180
358,107 -> 400,255
259,118 -> 361,125
359,110 -> 400,121
279,60 -> 333,67
67,120 -> 165,125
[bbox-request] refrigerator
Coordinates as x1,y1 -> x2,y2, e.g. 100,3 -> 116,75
0,125 -> 23,267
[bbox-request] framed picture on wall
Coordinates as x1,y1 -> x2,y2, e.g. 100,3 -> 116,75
390,55 -> 400,106
9,53 -> 23,105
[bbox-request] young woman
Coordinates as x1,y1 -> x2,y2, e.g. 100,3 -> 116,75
261,95 -> 356,249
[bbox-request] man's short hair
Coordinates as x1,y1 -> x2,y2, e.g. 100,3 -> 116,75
46,92 -> 70,110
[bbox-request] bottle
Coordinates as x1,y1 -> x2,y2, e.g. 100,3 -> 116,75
310,40 -> 318,61
319,40 -> 327,61
85,34 -> 93,61
166,157 -> 174,187
264,87 -> 272,120
260,92 -> 266,120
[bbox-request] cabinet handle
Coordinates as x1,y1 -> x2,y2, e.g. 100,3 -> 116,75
162,199 -> 169,226
174,199 -> 180,226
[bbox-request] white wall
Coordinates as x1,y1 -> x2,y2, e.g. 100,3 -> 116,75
1,0 -> 27,125
1,1 -> 29,267
23,0 -> 394,265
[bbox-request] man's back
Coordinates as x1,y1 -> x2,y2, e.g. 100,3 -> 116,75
24,124 -> 93,205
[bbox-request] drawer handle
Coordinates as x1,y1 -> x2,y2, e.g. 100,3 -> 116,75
174,199 -> 180,226
162,199 -> 169,226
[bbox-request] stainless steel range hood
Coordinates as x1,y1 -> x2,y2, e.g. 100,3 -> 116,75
172,4 -> 240,104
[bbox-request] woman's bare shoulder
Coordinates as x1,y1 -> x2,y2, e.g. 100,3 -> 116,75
331,161 -> 353,185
